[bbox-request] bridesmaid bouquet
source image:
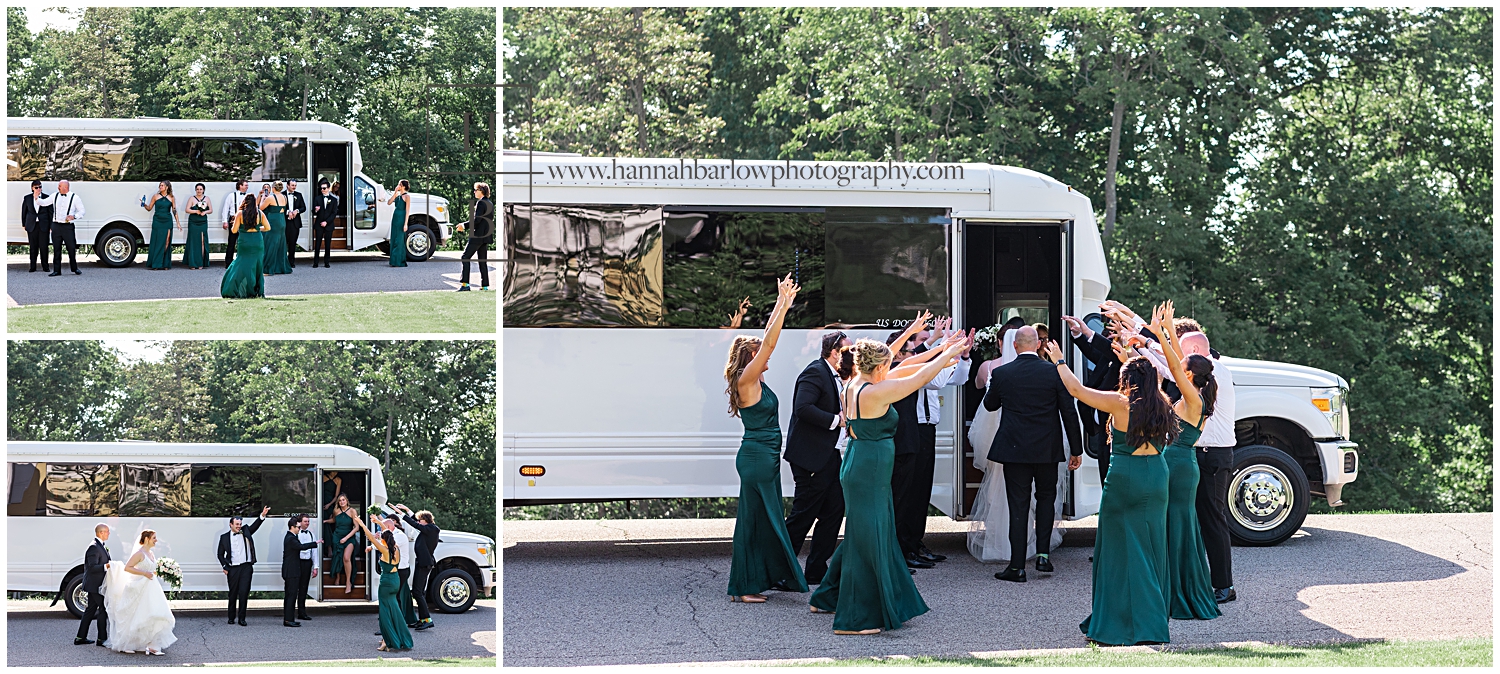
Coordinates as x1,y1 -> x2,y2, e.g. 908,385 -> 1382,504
155,557 -> 183,591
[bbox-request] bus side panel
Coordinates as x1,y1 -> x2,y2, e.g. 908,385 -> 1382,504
7,180 -> 306,247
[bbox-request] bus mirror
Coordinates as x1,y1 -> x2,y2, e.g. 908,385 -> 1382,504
365,194 -> 376,206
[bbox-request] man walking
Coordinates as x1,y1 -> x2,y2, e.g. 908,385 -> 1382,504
395,504 -> 440,629
782,331 -> 851,585
456,182 -> 493,291
311,180 -> 338,267
286,179 -> 306,268
295,514 -> 318,621
221,179 -> 249,265
74,524 -> 111,646
281,516 -> 318,627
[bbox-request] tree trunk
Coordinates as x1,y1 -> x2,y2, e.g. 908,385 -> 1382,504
631,7 -> 647,154
1103,95 -> 1125,241
383,408 -> 393,471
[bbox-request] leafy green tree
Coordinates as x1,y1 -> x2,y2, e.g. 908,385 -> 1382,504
7,341 -> 126,441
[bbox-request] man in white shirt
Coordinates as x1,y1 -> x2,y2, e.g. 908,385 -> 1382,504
221,179 -> 249,265
217,506 -> 269,625
38,180 -> 84,275
899,321 -> 974,564
295,515 -> 318,621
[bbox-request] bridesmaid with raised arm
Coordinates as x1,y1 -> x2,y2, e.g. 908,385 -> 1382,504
808,318 -> 969,635
1045,335 -> 1178,646
260,182 -> 292,275
1151,301 -> 1221,620
386,180 -> 410,267
724,274 -> 807,603
183,183 -> 211,269
143,181 -> 179,270
348,513 -> 413,651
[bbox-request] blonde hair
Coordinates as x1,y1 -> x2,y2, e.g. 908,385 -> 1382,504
272,181 -> 285,193
723,335 -> 762,416
851,338 -> 892,375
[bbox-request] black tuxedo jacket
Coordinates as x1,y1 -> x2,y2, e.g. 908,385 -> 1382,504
21,193 -> 52,233
468,198 -> 494,241
982,354 -> 1083,464
314,193 -> 339,226
1075,330 -> 1123,435
287,191 -> 307,226
82,539 -> 110,593
401,515 -> 441,567
217,516 -> 265,569
784,359 -> 842,472
281,530 -> 318,580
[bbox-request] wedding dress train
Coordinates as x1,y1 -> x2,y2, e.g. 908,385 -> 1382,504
103,547 -> 177,654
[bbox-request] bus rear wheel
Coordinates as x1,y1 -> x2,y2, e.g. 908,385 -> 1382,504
405,224 -> 434,262
96,227 -> 138,267
63,574 -> 88,619
429,567 -> 477,613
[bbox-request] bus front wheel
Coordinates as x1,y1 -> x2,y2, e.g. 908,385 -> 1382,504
1227,444 -> 1310,547
429,567 -> 477,613
95,227 -> 138,267
405,224 -> 434,262
63,574 -> 88,618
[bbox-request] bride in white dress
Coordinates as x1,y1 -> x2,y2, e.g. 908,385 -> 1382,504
966,328 -> 1068,563
103,530 -> 177,656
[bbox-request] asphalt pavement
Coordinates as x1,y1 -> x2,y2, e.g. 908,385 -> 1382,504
7,598 -> 496,666
501,513 -> 1491,666
6,251 -> 497,305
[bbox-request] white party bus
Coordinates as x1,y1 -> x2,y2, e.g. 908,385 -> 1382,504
6,117 -> 451,266
8,442 -> 495,617
500,153 -> 1362,547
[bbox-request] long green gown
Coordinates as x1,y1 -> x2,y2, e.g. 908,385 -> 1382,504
146,196 -> 174,269
262,198 -> 292,275
377,557 -> 414,650
727,383 -> 808,597
388,195 -> 408,267
809,383 -> 929,632
219,224 -> 265,298
1080,427 -> 1171,645
184,197 -> 210,268
1164,416 -> 1221,620
331,510 -> 356,577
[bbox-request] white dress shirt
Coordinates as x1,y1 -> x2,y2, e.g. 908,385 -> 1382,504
297,529 -> 316,560
391,528 -> 413,570
38,191 -> 84,224
824,359 -> 842,430
228,529 -> 251,566
222,190 -> 247,227
917,357 -> 971,425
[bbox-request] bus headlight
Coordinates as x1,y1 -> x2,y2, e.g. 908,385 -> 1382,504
478,543 -> 494,567
1310,386 -> 1347,439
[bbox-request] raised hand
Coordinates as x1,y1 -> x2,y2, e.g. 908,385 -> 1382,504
1112,341 -> 1132,364
962,327 -> 977,356
1061,315 -> 1086,337
1043,340 -> 1064,362
261,505 -> 271,519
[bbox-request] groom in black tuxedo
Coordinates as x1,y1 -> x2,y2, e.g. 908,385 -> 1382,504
982,326 -> 1083,582
74,524 -> 112,646
281,515 -> 319,627
218,506 -> 269,625
782,331 -> 851,585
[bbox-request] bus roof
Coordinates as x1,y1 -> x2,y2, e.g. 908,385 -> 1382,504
7,117 -> 359,143
6,441 -> 383,469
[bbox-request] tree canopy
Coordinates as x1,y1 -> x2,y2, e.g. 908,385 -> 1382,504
502,7 -> 1492,513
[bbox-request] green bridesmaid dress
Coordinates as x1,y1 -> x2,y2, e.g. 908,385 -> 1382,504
1080,427 -> 1171,645
809,384 -> 929,632
727,383 -> 808,597
184,197 -> 210,268
146,196 -> 174,269
1164,416 -> 1221,620
219,224 -> 265,298
388,196 -> 408,267
331,510 -> 356,577
262,198 -> 292,275
377,557 -> 414,650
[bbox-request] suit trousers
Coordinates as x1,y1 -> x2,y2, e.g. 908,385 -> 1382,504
296,559 -> 313,615
1089,429 -> 1110,485
51,223 -> 78,272
28,223 -> 50,270
397,567 -> 416,626
226,563 -> 253,621
76,589 -> 107,640
895,424 -> 938,554
889,451 -> 916,544
312,224 -> 334,265
1196,446 -> 1236,589
783,453 -> 844,583
410,564 -> 432,621
460,237 -> 490,286
1001,461 -> 1059,569
282,572 -> 299,622
224,228 -> 237,265
286,221 -> 302,267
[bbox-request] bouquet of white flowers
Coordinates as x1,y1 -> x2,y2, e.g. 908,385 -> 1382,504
971,324 -> 1006,363
155,557 -> 183,591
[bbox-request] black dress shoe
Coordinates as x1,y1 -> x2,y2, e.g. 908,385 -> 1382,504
414,621 -> 434,631
917,545 -> 947,562
74,638 -> 94,645
228,619 -> 236,624
995,567 -> 1027,583
97,639 -> 108,647
238,619 -> 248,626
770,580 -> 800,592
48,271 -> 61,277
284,620 -> 301,627
905,552 -> 935,569
28,268 -> 35,273
297,614 -> 312,621
72,270 -> 81,275
1214,587 -> 1237,604
1035,556 -> 1054,573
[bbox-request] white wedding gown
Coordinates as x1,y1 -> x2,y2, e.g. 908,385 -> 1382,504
966,330 -> 1068,563
103,547 -> 177,653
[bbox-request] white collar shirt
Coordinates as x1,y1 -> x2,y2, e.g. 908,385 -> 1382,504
297,529 -> 316,560
229,528 -> 250,566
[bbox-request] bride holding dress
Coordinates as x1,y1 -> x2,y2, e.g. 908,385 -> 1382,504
103,530 -> 177,656
966,326 -> 1069,563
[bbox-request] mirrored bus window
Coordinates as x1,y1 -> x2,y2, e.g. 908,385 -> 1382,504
262,465 -> 317,517
662,208 -> 825,329
119,464 -> 192,517
823,208 -> 950,327
8,462 -> 46,517
45,463 -> 120,517
504,204 -> 664,327
6,136 -> 307,182
190,465 -> 264,518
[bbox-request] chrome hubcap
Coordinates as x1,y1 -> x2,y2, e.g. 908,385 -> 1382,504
439,577 -> 470,608
408,231 -> 431,258
73,583 -> 89,612
103,236 -> 131,263
1230,463 -> 1292,532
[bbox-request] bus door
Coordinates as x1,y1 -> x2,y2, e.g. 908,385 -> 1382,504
312,142 -> 352,250
348,175 -> 381,252
955,220 -> 1071,519
318,468 -> 372,602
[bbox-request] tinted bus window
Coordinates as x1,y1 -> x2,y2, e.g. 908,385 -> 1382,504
662,208 -> 825,329
8,462 -> 46,517
7,136 -> 307,182
190,465 -> 264,518
263,465 -> 317,516
46,464 -> 120,516
823,208 -> 949,327
504,204 -> 664,327
119,464 -> 192,517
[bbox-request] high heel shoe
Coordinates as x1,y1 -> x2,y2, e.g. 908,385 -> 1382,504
834,628 -> 881,635
730,594 -> 767,603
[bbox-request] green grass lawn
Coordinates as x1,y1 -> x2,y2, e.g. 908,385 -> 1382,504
8,291 -> 496,333
804,638 -> 1491,667
218,656 -> 495,667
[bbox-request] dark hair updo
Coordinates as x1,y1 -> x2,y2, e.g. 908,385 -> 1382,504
1184,354 -> 1218,419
